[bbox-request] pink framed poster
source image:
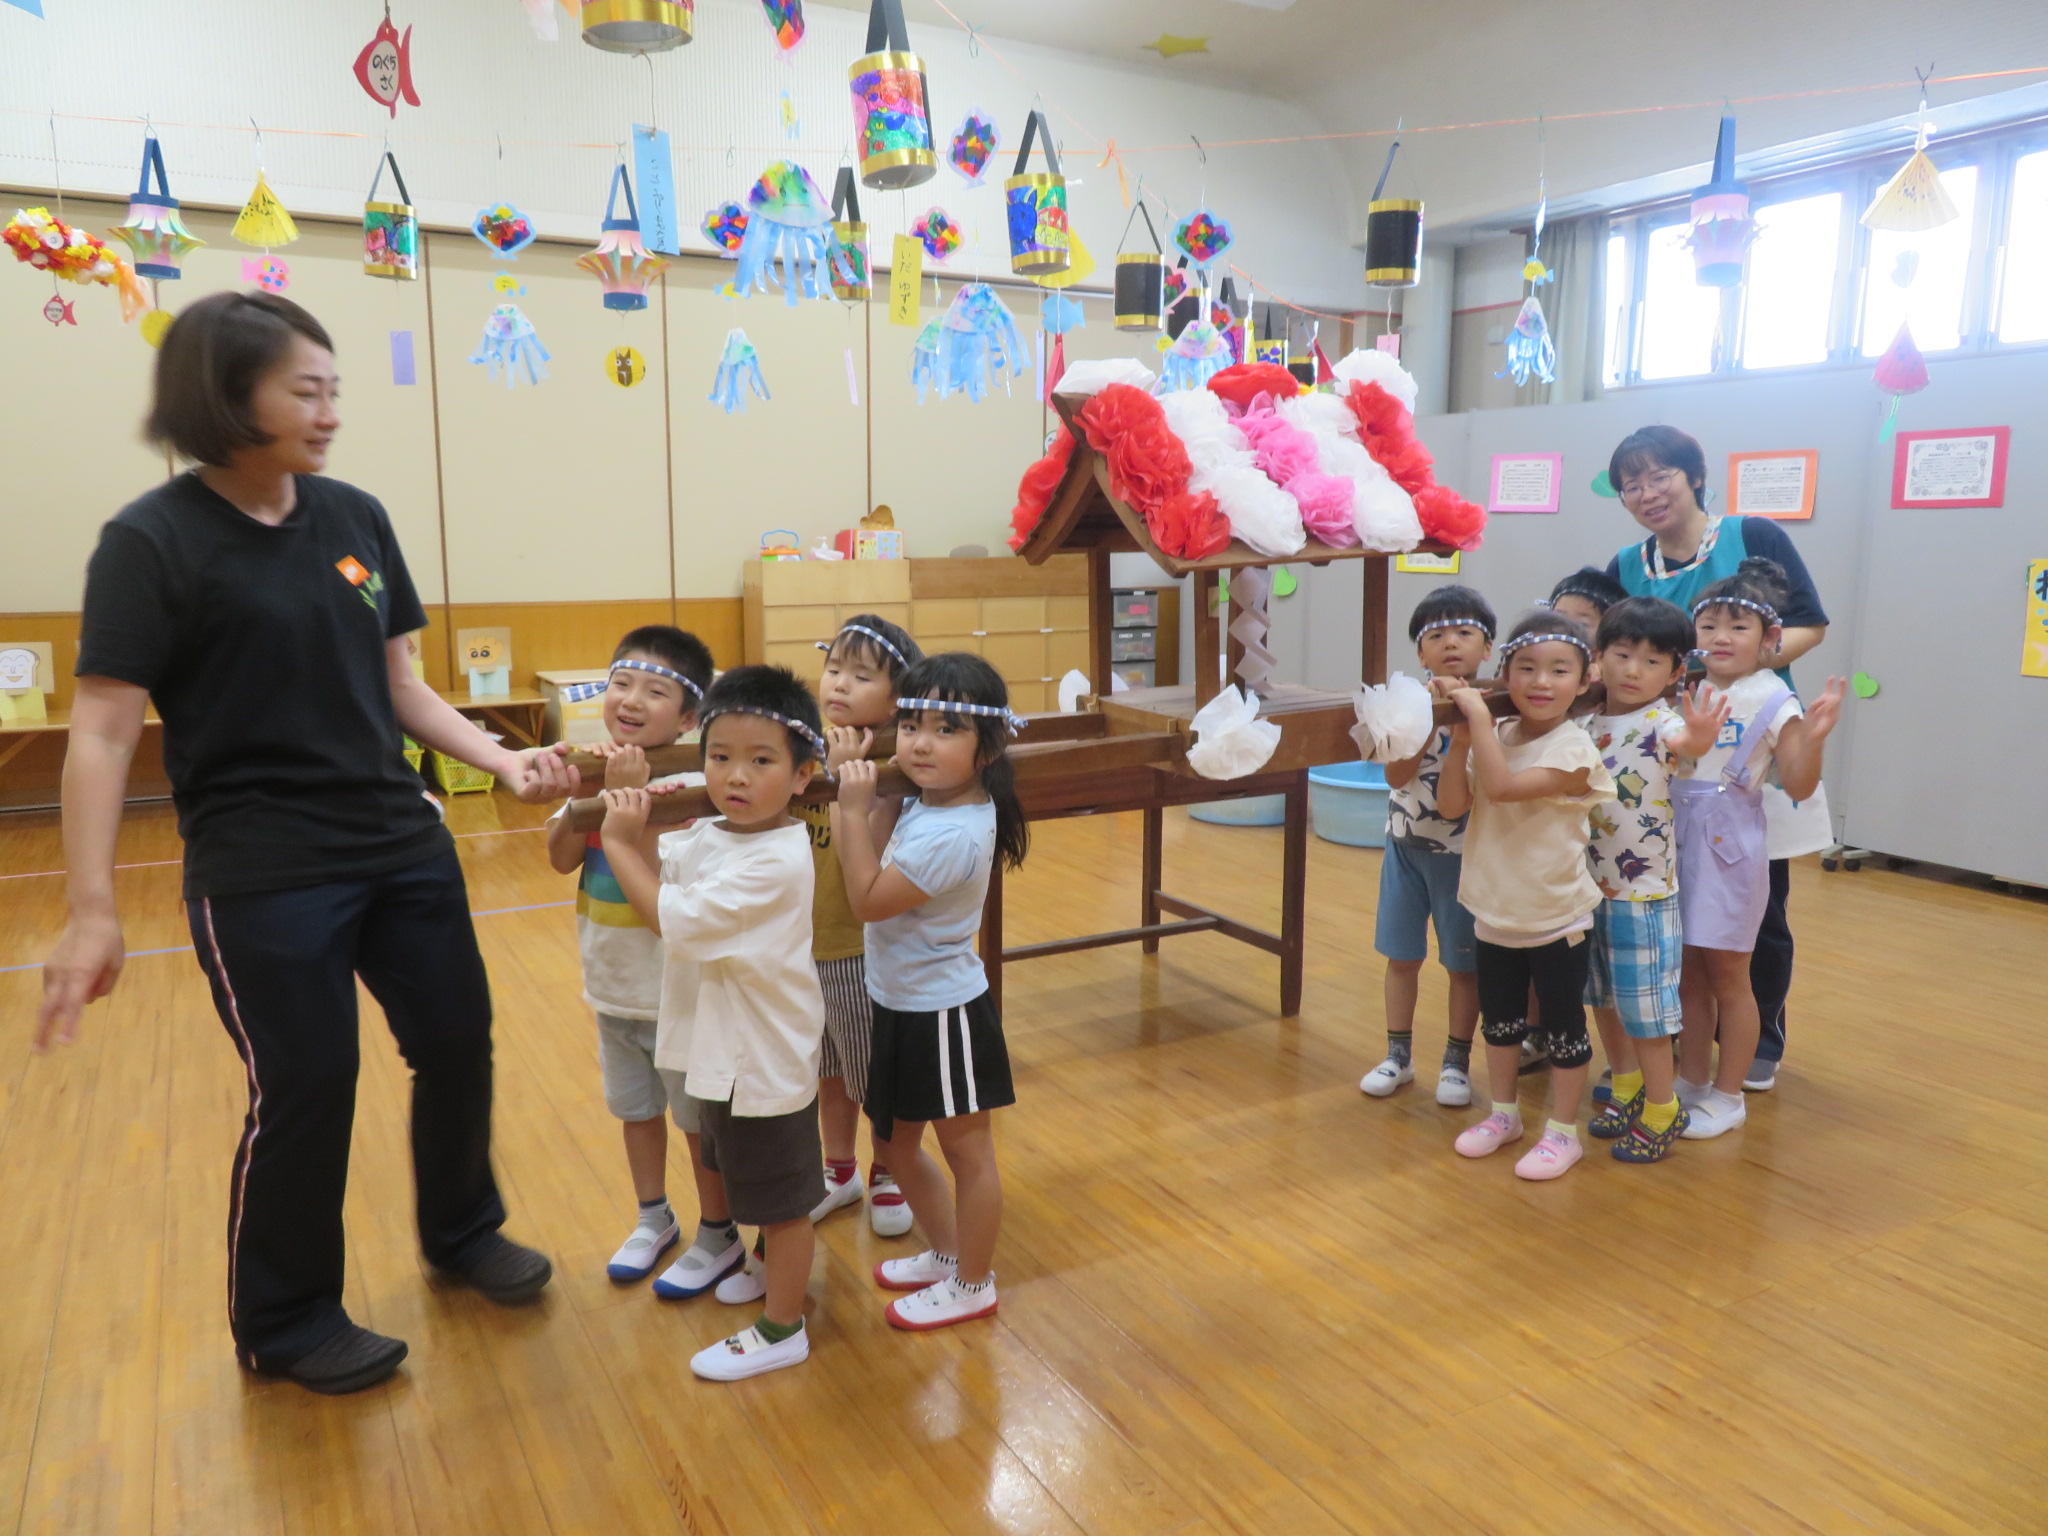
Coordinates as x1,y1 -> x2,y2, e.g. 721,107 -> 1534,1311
1487,453 -> 1562,513
1891,427 -> 2010,508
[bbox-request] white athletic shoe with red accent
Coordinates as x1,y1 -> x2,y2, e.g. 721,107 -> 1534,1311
868,1167 -> 913,1238
887,1274 -> 998,1331
810,1169 -> 864,1222
874,1248 -> 956,1291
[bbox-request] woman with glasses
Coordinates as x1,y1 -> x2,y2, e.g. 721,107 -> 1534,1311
1601,425 -> 1830,1094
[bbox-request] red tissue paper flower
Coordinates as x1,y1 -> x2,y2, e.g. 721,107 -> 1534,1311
1344,380 -> 1435,495
1008,424 -> 1075,551
1206,361 -> 1298,413
1413,485 -> 1486,552
1150,490 -> 1231,561
1078,385 -> 1193,512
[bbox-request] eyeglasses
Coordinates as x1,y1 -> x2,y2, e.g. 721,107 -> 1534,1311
1619,467 -> 1685,502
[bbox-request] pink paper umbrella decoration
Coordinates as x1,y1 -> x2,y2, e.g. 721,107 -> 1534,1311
578,164 -> 669,311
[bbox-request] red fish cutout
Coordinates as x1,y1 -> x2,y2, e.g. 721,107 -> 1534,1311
354,14 -> 420,118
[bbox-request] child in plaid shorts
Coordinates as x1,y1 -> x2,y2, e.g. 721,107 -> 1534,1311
1580,598 -> 1726,1162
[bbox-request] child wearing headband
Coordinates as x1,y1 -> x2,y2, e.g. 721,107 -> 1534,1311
1437,609 -> 1617,1180
598,665 -> 832,1381
1362,585 -> 1496,1109
1546,567 -> 1629,635
834,653 -> 1028,1332
544,626 -> 736,1295
804,615 -> 925,1239
1671,559 -> 1844,1140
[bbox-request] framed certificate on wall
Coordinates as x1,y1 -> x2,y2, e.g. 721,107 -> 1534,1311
1892,427 -> 2010,508
1728,449 -> 1818,519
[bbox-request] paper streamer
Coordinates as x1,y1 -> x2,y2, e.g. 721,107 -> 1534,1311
844,345 -> 860,406
1034,329 -> 1044,401
1227,564 -> 1276,698
390,329 -> 417,385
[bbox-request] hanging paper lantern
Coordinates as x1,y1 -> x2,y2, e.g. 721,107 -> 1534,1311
710,327 -> 769,413
108,136 -> 204,282
577,165 -> 670,311
233,172 -> 300,249
913,283 -> 1027,403
363,152 -> 418,280
1364,200 -> 1422,288
702,200 -> 748,255
1497,295 -> 1556,386
911,207 -> 961,263
1115,253 -> 1164,332
582,0 -> 693,52
848,0 -> 935,190
1174,209 -> 1232,268
1872,322 -> 1928,441
1863,124 -> 1960,232
1687,116 -> 1755,288
759,0 -> 803,53
470,303 -> 550,387
733,161 -> 833,306
828,167 -> 869,302
353,13 -> 421,117
948,111 -> 999,186
1003,108 -> 1069,277
473,202 -> 537,259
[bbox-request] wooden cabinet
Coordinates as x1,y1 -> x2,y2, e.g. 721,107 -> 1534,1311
742,555 -> 1093,713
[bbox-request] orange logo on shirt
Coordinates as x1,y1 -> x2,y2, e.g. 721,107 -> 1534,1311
336,556 -> 370,586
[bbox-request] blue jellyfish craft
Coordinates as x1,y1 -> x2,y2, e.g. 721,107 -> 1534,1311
733,161 -> 834,307
1497,295 -> 1556,386
710,328 -> 770,414
469,303 -> 550,387
1158,318 -> 1232,393
912,283 -> 1028,404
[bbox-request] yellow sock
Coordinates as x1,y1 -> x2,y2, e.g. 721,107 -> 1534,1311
1612,1069 -> 1644,1102
1641,1097 -> 1679,1133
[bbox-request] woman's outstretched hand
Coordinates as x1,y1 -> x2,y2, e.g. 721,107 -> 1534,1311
37,908 -> 126,1051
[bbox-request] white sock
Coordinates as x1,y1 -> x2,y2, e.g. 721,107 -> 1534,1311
1707,1087 -> 1744,1113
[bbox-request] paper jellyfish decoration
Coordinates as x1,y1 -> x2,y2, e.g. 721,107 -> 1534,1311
1174,208 -> 1232,269
759,0 -> 804,52
1497,295 -> 1556,386
578,164 -> 670,312
353,12 -> 421,117
582,0 -> 692,52
710,327 -> 770,413
701,200 -> 748,256
1363,138 -> 1422,288
733,161 -> 833,306
914,283 -> 1027,403
948,111 -> 999,186
848,0 -> 936,190
1872,323 -> 1928,442
233,173 -> 300,249
473,202 -> 536,259
1159,318 -> 1232,393
469,303 -> 550,387
1863,122 -> 1961,232
1113,202 -> 1165,332
828,168 -> 869,301
108,135 -> 204,282
1687,116 -> 1756,288
362,153 -> 419,280
1004,109 -> 1070,277
911,206 -> 961,263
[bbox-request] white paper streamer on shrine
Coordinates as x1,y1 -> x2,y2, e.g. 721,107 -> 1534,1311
1228,565 -> 1276,698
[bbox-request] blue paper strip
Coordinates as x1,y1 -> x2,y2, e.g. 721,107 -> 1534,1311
1,0 -> 46,17
390,329 -> 417,386
632,125 -> 679,256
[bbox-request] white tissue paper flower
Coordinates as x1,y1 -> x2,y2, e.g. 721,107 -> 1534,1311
1055,357 -> 1158,396
1277,393 -> 1424,552
1331,347 -> 1420,414
1349,671 -> 1434,762
1157,388 -> 1306,558
1186,684 -> 1283,780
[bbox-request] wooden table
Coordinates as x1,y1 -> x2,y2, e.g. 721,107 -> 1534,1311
0,706 -> 163,773
436,688 -> 549,749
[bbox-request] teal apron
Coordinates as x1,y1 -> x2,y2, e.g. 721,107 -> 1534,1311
1613,516 -> 1793,688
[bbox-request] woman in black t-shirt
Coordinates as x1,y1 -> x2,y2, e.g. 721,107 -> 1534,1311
37,292 -> 580,1395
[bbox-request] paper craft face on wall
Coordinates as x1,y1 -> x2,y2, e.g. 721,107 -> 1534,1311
0,647 -> 37,691
912,207 -> 961,263
473,203 -> 536,259
354,14 -> 421,118
609,345 -> 647,387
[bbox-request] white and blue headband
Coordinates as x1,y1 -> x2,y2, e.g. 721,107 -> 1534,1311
700,705 -> 831,769
897,696 -> 1027,737
1416,616 -> 1495,641
562,658 -> 706,704
1497,630 -> 1593,663
816,623 -> 910,672
1691,595 -> 1779,627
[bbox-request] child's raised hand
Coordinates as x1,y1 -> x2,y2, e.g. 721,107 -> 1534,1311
1672,683 -> 1733,758
600,785 -> 651,842
604,743 -> 649,790
1803,676 -> 1847,741
836,756 -> 878,815
825,725 -> 873,772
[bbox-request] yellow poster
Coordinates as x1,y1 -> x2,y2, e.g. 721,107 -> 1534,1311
889,235 -> 922,328
2023,558 -> 2048,679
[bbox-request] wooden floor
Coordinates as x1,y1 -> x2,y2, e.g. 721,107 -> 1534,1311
2,794 -> 2046,1536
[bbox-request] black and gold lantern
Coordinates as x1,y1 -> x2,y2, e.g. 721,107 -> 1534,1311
1362,136 -> 1422,288
1113,202 -> 1164,331
581,0 -> 693,53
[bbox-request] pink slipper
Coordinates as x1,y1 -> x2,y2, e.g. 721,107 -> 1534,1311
1513,1129 -> 1584,1181
1454,1111 -> 1524,1159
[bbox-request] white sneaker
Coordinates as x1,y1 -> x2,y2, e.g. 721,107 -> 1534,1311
810,1170 -> 865,1222
886,1274 -> 998,1332
1680,1090 -> 1748,1140
1675,1076 -> 1713,1110
690,1322 -> 809,1381
714,1254 -> 766,1305
875,1248 -> 956,1292
868,1170 -> 914,1238
1435,1065 -> 1473,1107
651,1230 -> 745,1299
605,1214 -> 679,1283
1359,1058 -> 1415,1097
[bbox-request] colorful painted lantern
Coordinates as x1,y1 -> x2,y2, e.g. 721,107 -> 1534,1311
1004,108 -> 1069,277
1114,202 -> 1164,332
363,152 -> 419,280
577,164 -> 670,311
1687,115 -> 1755,288
848,0 -> 935,190
581,0 -> 692,52
108,135 -> 203,282
829,167 -> 870,302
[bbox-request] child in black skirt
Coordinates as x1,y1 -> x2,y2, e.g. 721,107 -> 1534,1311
833,653 -> 1029,1331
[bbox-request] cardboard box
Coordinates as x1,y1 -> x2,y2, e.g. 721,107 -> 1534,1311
834,528 -> 905,560
535,668 -> 614,746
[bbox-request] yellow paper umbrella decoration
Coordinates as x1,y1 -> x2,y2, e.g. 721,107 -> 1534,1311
109,135 -> 204,281
1862,124 -> 1960,233
234,172 -> 301,248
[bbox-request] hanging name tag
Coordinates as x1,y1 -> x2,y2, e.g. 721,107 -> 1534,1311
890,234 -> 922,327
631,125 -> 679,255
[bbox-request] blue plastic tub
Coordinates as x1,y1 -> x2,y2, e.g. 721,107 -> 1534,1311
1308,761 -> 1390,847
1189,793 -> 1287,827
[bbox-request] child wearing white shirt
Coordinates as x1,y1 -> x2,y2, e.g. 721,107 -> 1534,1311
599,665 -> 831,1382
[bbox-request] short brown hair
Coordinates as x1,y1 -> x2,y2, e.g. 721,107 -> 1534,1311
145,291 -> 334,465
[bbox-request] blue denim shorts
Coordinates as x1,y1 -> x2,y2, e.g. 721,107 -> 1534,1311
1373,840 -> 1477,972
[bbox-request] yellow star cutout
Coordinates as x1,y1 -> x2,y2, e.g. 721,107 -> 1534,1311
1143,33 -> 1209,58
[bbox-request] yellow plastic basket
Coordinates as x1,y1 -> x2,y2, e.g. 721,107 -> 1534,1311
429,750 -> 495,795
402,735 -> 424,774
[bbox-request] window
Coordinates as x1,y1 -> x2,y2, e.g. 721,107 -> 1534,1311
1604,227 -> 1629,384
1636,220 -> 1720,380
1998,149 -> 2048,343
1742,191 -> 1844,369
1860,165 -> 1977,354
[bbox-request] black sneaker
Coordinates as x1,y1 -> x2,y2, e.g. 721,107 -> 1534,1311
437,1233 -> 553,1304
280,1324 -> 408,1395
